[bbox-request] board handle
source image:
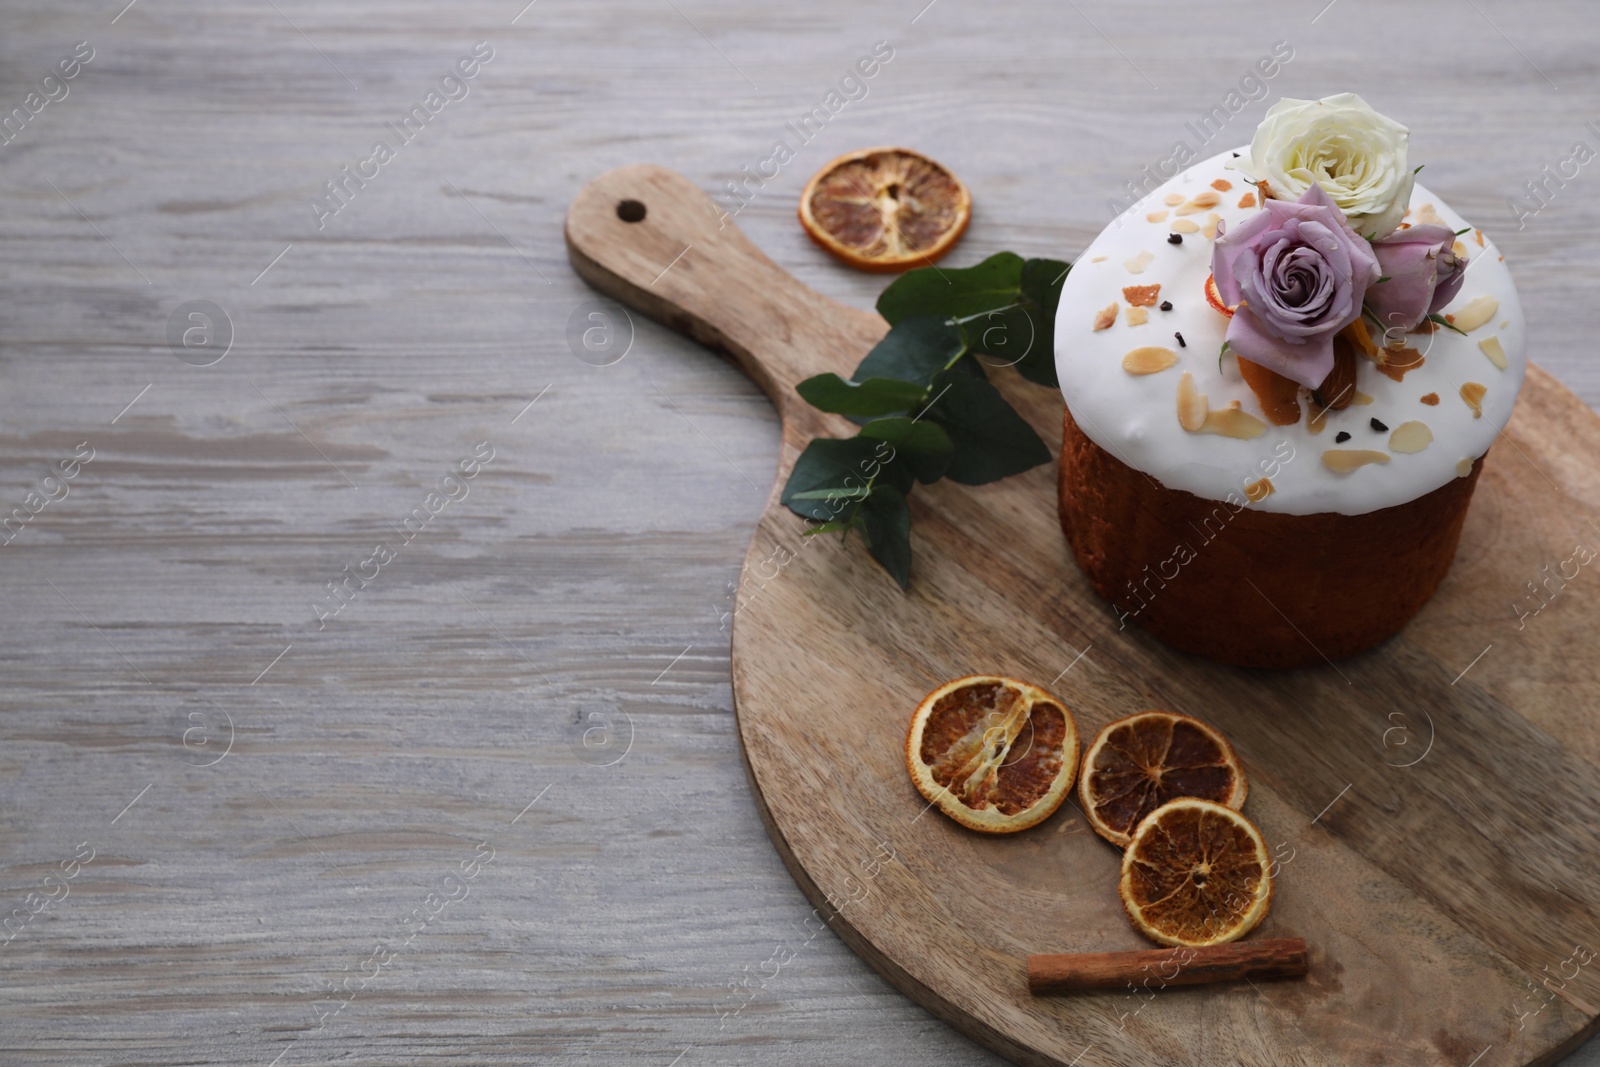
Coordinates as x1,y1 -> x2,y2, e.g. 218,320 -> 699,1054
564,164 -> 883,409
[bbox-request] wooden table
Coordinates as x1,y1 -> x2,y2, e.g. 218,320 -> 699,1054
2,1 -> 1595,1063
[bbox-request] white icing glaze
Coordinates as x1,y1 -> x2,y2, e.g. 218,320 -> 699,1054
1055,148 -> 1526,516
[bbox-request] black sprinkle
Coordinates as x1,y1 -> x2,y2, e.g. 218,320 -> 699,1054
1232,151 -> 1241,157
1370,418 -> 1389,432
1335,431 -> 1351,443
1174,332 -> 1186,348
1167,233 -> 1183,245
1159,300 -> 1173,311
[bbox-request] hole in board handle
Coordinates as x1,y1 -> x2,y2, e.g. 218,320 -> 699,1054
616,200 -> 647,223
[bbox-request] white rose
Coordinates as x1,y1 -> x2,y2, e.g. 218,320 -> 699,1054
1248,92 -> 1414,239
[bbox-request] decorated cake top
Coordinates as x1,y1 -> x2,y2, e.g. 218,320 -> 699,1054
1055,94 -> 1526,517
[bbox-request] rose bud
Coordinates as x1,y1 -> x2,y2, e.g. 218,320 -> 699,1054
1365,224 -> 1468,338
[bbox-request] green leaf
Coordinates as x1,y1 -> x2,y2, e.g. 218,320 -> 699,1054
857,483 -> 912,589
1426,312 -> 1468,337
852,316 -> 965,386
1021,257 -> 1071,315
922,369 -> 1051,485
857,417 -> 954,483
876,252 -> 1025,325
797,373 -> 928,417
962,257 -> 1070,388
1020,259 -> 1071,382
782,249 -> 1067,590
964,303 -> 1035,363
780,437 -> 885,521
969,305 -> 1061,388
941,350 -> 987,380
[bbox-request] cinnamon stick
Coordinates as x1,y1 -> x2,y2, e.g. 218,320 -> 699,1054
1027,938 -> 1308,995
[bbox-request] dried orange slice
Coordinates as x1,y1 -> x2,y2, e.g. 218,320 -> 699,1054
1078,711 -> 1247,847
905,675 -> 1079,833
1119,797 -> 1273,947
1237,354 -> 1302,426
1204,273 -> 1233,318
798,147 -> 970,273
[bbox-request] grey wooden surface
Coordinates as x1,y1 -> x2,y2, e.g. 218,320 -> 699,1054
2,1 -> 1596,1064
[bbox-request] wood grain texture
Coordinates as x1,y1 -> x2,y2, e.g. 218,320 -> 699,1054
567,161 -> 1600,1065
3,0 -> 1599,1064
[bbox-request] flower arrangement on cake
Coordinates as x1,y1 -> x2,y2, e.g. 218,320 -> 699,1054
1055,92 -> 1524,667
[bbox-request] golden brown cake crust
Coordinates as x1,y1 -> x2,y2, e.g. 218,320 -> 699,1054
1057,408 -> 1483,669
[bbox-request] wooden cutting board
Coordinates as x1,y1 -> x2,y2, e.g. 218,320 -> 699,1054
566,165 -> 1600,1067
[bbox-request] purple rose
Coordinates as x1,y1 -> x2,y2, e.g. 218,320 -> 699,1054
1364,224 -> 1468,338
1212,183 -> 1381,389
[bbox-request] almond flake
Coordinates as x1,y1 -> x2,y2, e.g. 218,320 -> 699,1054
1171,219 -> 1200,234
1146,210 -> 1170,223
1238,192 -> 1256,208
1125,250 -> 1155,274
1421,392 -> 1440,406
1122,284 -> 1162,307
1456,457 -> 1474,478
1244,477 -> 1273,502
1450,295 -> 1498,333
1122,346 -> 1178,375
1092,302 -> 1118,331
1164,193 -> 1185,206
1416,203 -> 1446,227
1125,306 -> 1149,326
1202,212 -> 1221,240
1176,372 -> 1207,432
1461,382 -> 1487,418
1453,240 -> 1468,259
1322,449 -> 1390,473
1389,421 -> 1433,453
1211,178 -> 1233,192
1091,255 -> 1108,262
1353,391 -> 1375,405
1475,229 -> 1485,247
1201,407 -> 1267,439
1478,335 -> 1507,370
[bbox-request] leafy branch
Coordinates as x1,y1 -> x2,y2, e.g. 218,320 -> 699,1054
779,252 -> 1069,588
